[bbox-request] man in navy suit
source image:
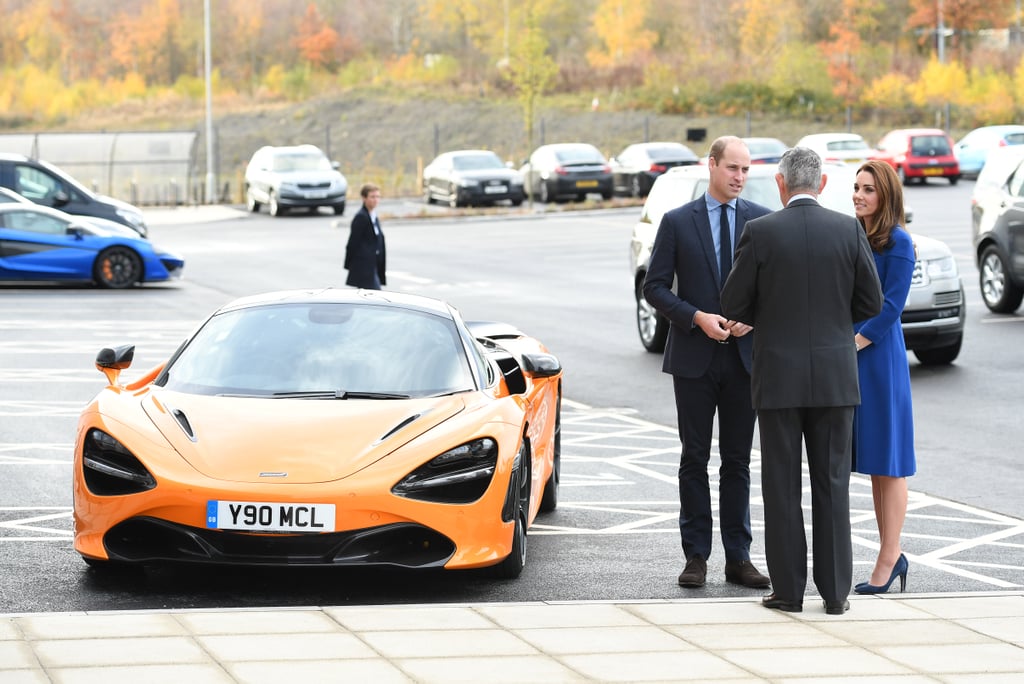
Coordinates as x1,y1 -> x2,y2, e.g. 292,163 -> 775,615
643,136 -> 772,590
721,147 -> 882,615
345,183 -> 386,289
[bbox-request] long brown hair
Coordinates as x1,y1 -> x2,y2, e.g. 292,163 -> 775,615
856,160 -> 906,253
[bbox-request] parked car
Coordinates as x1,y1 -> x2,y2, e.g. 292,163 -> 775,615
244,144 -> 348,217
0,186 -> 30,204
630,163 -> 965,365
73,288 -> 562,578
0,204 -> 183,288
971,148 -> 1024,313
520,143 -> 613,203
954,125 -> 1024,179
609,142 -> 699,197
422,149 -> 524,207
0,153 -> 148,237
742,137 -> 789,164
872,128 -> 960,185
794,133 -> 874,166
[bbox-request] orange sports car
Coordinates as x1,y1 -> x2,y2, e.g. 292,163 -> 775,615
73,288 -> 562,578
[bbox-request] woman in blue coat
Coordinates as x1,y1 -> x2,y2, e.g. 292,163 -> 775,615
851,160 -> 916,594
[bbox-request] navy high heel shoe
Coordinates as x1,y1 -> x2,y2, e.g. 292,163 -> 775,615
855,553 -> 908,594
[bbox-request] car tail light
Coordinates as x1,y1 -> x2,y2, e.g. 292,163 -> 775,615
554,165 -> 569,176
999,139 -> 1008,147
649,164 -> 667,173
392,438 -> 498,503
602,164 -> 612,173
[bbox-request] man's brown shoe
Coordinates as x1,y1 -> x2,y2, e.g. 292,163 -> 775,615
677,557 -> 707,588
724,560 -> 771,588
761,592 -> 802,613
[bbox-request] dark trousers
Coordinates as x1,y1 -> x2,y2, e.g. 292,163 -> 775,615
757,406 -> 854,604
672,342 -> 756,563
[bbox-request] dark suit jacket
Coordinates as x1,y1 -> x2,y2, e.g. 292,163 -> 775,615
643,195 -> 772,378
720,198 -> 883,410
345,205 -> 386,288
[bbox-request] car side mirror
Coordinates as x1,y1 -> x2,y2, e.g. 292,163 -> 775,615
331,161 -> 341,170
53,190 -> 70,207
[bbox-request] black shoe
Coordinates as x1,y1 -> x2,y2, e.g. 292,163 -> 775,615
823,599 -> 850,615
724,560 -> 771,588
761,592 -> 802,613
677,557 -> 707,588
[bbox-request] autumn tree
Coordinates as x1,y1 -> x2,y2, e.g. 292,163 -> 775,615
907,0 -> 1014,64
109,0 -> 189,86
586,0 -> 656,69
508,0 -> 558,200
295,3 -> 340,71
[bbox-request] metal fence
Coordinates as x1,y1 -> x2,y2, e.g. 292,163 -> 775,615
0,131 -> 198,206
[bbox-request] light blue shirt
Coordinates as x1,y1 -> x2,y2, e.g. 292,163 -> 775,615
704,193 -> 736,271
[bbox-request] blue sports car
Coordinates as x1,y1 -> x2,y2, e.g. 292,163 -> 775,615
0,204 -> 183,288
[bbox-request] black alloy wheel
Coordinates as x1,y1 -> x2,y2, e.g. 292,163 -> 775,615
93,246 -> 142,289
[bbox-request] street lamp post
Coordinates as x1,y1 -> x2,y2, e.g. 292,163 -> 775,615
204,0 -> 215,204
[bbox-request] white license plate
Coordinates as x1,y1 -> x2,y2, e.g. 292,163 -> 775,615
484,185 -> 507,194
206,500 -> 336,532
305,190 -> 329,199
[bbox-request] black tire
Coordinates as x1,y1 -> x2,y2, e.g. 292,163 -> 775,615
949,175 -> 959,186
601,189 -> 612,200
913,335 -> 962,366
493,443 -> 529,579
511,196 -> 523,207
636,278 -> 668,352
93,246 -> 142,289
539,390 -> 561,513
332,201 -> 345,215
269,191 -> 286,217
979,244 -> 1024,313
897,165 -> 906,185
448,185 -> 461,208
245,187 -> 260,213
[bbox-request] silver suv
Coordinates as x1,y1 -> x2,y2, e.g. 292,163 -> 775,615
244,144 -> 348,217
631,163 -> 965,365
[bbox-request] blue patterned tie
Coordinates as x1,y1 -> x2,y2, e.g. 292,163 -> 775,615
720,204 -> 732,284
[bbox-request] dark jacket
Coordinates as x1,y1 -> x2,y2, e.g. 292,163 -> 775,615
643,194 -> 771,378
720,198 -> 883,409
345,205 -> 386,288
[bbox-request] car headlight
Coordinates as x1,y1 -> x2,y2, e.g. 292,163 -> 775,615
391,437 -> 498,503
279,182 -> 299,192
82,429 -> 157,496
924,255 -> 958,280
116,208 -> 146,229
457,179 -> 480,188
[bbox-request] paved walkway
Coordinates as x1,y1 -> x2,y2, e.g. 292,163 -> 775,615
3,592 -> 1023,682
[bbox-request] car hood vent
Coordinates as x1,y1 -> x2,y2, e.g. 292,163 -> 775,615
142,391 -> 466,484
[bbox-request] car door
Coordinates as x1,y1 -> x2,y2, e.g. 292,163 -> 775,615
0,209 -> 94,280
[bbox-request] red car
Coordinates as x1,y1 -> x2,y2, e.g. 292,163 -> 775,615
871,128 -> 960,185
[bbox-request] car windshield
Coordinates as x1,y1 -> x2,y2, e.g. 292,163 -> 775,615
826,139 -> 869,151
746,140 -> 786,155
911,136 -> 951,156
159,303 -> 476,398
554,147 -> 603,164
271,152 -> 332,172
647,145 -> 694,161
452,153 -> 503,170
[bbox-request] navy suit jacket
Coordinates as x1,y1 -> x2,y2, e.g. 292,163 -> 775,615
720,198 -> 883,409
643,194 -> 771,378
345,205 -> 386,288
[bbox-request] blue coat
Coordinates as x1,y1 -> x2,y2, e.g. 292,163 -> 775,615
853,227 -> 917,477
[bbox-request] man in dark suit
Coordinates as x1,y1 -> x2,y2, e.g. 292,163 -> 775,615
720,146 -> 883,615
345,183 -> 386,289
643,136 -> 772,590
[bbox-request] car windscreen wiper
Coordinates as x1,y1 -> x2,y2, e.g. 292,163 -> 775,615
269,390 -> 411,400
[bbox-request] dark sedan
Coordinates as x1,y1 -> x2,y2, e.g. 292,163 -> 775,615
422,150 -> 525,208
520,143 -> 613,203
609,142 -> 699,197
